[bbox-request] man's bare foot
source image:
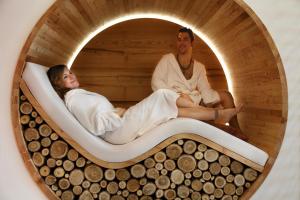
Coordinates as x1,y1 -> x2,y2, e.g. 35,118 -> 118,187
214,105 -> 243,124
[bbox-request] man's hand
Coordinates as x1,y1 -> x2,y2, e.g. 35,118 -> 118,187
180,93 -> 194,103
115,107 -> 126,117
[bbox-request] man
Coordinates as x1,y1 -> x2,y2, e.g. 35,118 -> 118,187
151,27 -> 247,140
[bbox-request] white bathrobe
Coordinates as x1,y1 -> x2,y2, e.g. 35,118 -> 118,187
152,53 -> 220,105
65,88 -> 179,144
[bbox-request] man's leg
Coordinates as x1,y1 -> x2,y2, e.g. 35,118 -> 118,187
217,91 -> 248,141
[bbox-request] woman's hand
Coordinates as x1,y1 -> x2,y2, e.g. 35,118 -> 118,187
115,107 -> 127,117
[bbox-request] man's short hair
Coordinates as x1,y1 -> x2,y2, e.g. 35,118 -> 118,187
178,27 -> 194,42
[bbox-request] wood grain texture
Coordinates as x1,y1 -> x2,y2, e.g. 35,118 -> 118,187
12,0 -> 287,199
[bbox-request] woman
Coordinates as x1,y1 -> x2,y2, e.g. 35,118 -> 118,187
47,65 -> 242,144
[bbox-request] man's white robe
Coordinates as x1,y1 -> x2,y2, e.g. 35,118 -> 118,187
152,53 -> 220,105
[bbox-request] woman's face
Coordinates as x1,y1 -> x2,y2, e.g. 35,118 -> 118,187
62,67 -> 79,89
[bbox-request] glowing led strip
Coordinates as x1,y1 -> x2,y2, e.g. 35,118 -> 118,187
67,13 -> 233,93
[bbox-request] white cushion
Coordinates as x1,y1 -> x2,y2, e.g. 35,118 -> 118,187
22,62 -> 269,166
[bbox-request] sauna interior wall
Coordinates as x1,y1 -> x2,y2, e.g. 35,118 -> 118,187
24,0 -> 287,172
71,19 -> 227,106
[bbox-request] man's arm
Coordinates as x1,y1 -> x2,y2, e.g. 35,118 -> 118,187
151,56 -> 173,91
197,64 -> 220,105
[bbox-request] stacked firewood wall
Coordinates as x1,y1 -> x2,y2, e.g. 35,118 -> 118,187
19,92 -> 259,200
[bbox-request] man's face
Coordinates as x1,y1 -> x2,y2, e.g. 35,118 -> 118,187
177,32 -> 193,54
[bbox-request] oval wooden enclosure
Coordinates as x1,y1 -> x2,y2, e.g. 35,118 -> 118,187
11,0 -> 287,199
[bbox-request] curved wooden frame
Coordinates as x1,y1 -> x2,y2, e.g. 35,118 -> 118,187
11,0 -> 287,199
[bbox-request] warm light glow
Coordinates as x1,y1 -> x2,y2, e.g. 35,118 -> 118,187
67,13 -> 233,93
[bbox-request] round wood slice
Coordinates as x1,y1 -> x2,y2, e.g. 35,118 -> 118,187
99,191 -> 110,200
119,181 -> 127,190
100,180 -> 107,188
28,141 -> 41,152
58,178 -> 70,190
183,140 -> 197,154
139,177 -> 148,186
234,174 -> 245,187
191,191 -> 201,200
41,148 -> 49,156
31,111 -> 38,118
32,152 -> 44,167
50,140 -> 68,159
198,160 -> 209,171
142,183 -> 156,196
79,190 -> 93,200
84,164 -> 103,182
39,166 -> 50,177
243,168 -> 258,182
20,115 -> 30,124
69,169 -> 84,186
166,144 -> 183,159
20,95 -> 27,101
144,158 -> 156,168
67,149 -> 79,161
20,102 -> 33,114
28,120 -> 36,128
164,159 -> 176,171
46,158 -> 56,168
177,155 -> 196,173
202,171 -> 212,181
131,164 -> 146,178
202,194 -> 210,200
127,194 -> 138,200
214,188 -> 224,199
203,182 -> 215,194
221,167 -> 231,176
236,186 -> 244,196
191,179 -> 203,191
194,151 -> 204,160
50,133 -> 59,140
73,185 -> 83,195
54,167 -> 65,178
185,172 -> 192,179
63,160 -> 74,171
116,169 -> 131,181
156,189 -> 164,199
121,190 -> 129,197
177,139 -> 184,145
107,181 -> 118,194
127,179 -> 140,192
204,149 -> 219,162
155,175 -> 170,190
155,163 -> 163,171
61,190 -> 74,200
164,189 -> 176,200
154,151 -> 166,163
226,174 -> 234,183
193,169 -> 202,178
177,185 -> 190,198
224,183 -> 236,195
82,180 -> 91,189
39,124 -> 52,137
215,176 -> 226,188
104,169 -> 116,181
56,159 -> 63,166
146,168 -> 159,179
45,175 -> 56,185
209,162 -> 221,175
230,161 -> 244,174
198,144 -> 207,152
171,169 -> 184,185
41,137 -> 51,147
219,155 -> 231,167
222,195 -> 233,200
245,182 -> 251,188
35,116 -> 43,124
111,195 -> 125,200
76,157 -> 86,168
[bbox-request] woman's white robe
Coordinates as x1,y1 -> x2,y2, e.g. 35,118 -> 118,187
151,53 -> 220,105
65,88 -> 179,144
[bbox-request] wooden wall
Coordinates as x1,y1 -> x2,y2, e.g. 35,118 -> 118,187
71,19 -> 227,106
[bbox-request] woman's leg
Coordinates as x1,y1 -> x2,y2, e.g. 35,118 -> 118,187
177,105 -> 242,124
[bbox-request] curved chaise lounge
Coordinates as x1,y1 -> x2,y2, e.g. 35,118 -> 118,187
22,62 -> 268,169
